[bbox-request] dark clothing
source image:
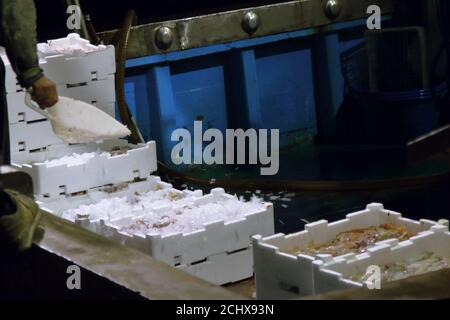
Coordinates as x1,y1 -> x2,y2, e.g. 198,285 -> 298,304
0,0 -> 43,88
0,1 -> 43,216
0,190 -> 16,215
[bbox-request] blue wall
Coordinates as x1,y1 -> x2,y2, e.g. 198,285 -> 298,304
123,18 -> 377,163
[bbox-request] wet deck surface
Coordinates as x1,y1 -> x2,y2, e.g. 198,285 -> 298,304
166,148 -> 450,235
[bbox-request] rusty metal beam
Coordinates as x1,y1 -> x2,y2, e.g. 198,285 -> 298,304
98,0 -> 394,58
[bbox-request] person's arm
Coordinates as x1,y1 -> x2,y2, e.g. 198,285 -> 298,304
0,188 -> 42,252
0,188 -> 16,216
0,0 -> 58,108
0,0 -> 42,88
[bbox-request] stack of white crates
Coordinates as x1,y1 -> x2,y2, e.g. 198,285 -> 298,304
252,203 -> 446,299
2,33 -> 158,200
3,34 -> 275,286
2,33 -> 116,165
40,180 -> 275,285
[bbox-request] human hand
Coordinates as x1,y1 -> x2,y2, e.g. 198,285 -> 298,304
31,76 -> 58,109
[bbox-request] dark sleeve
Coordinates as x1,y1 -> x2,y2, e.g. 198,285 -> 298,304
0,188 -> 17,216
0,0 -> 43,88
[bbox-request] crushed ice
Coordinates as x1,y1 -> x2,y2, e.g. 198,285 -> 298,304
61,187 -> 266,236
38,33 -> 106,57
36,147 -> 132,167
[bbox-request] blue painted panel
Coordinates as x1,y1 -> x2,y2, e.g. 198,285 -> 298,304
147,66 -> 178,163
122,17 -> 389,161
124,81 -> 137,116
255,40 -> 317,136
313,32 -> 345,141
170,55 -> 229,133
124,74 -> 152,141
225,49 -> 264,130
237,49 -> 263,129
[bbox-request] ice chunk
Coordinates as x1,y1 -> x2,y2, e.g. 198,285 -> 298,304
62,186 -> 266,236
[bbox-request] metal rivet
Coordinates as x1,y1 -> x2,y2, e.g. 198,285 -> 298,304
242,11 -> 259,34
155,26 -> 173,50
324,0 -> 341,20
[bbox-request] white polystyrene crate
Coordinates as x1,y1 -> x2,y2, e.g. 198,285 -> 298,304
313,224 -> 450,295
100,188 -> 274,267
6,76 -> 116,124
58,76 -> 115,117
11,139 -> 108,166
81,187 -> 206,237
252,203 -> 441,300
40,177 -> 175,238
39,177 -> 173,216
2,34 -> 115,94
9,121 -> 64,163
16,141 -> 157,199
177,247 -> 254,285
39,47 -> 115,87
41,179 -> 274,283
51,184 -> 274,267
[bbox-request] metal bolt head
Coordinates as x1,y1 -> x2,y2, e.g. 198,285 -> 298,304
242,11 -> 259,34
155,26 -> 173,50
325,0 -> 341,20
